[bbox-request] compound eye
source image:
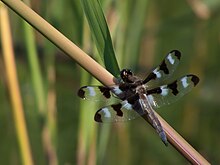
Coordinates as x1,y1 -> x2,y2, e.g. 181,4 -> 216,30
126,69 -> 133,76
120,69 -> 133,82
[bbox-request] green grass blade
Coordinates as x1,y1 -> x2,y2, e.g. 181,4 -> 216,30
23,21 -> 46,114
81,0 -> 120,76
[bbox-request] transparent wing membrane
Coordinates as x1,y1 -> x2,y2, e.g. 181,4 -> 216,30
147,75 -> 199,108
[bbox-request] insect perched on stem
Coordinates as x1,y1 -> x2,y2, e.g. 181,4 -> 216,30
78,50 -> 199,146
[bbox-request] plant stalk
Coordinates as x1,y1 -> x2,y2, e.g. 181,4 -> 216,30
0,3 -> 34,165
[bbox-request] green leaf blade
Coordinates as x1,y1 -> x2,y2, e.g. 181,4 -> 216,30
81,0 -> 120,76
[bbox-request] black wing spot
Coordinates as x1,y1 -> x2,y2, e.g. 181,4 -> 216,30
94,111 -> 102,122
160,60 -> 169,74
111,104 -> 123,117
78,88 -> 85,99
167,80 -> 178,95
143,72 -> 157,84
189,75 -> 200,86
98,86 -> 111,98
147,87 -> 162,95
170,50 -> 181,60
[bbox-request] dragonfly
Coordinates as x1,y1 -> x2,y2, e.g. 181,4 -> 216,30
78,50 -> 199,146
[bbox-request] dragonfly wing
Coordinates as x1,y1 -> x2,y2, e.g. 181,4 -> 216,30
147,75 -> 199,108
94,94 -> 143,122
143,50 -> 181,85
78,85 -> 118,101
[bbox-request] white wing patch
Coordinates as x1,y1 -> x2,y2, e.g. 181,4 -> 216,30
161,86 -> 169,96
122,100 -> 133,110
181,77 -> 189,88
87,87 -> 96,96
167,53 -> 175,65
102,108 -> 111,118
153,69 -> 162,78
112,86 -> 123,95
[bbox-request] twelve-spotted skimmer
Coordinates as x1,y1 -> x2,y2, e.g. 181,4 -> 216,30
78,50 -> 199,146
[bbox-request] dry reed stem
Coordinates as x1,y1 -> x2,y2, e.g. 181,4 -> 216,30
0,3 -> 33,165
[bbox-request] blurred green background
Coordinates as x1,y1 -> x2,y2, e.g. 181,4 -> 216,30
0,0 -> 220,164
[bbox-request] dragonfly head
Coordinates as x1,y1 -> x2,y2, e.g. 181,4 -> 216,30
120,69 -> 133,83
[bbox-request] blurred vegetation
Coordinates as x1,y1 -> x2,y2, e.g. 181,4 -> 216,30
1,0 -> 220,164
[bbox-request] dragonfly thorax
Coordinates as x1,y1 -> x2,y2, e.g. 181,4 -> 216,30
136,85 -> 147,94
